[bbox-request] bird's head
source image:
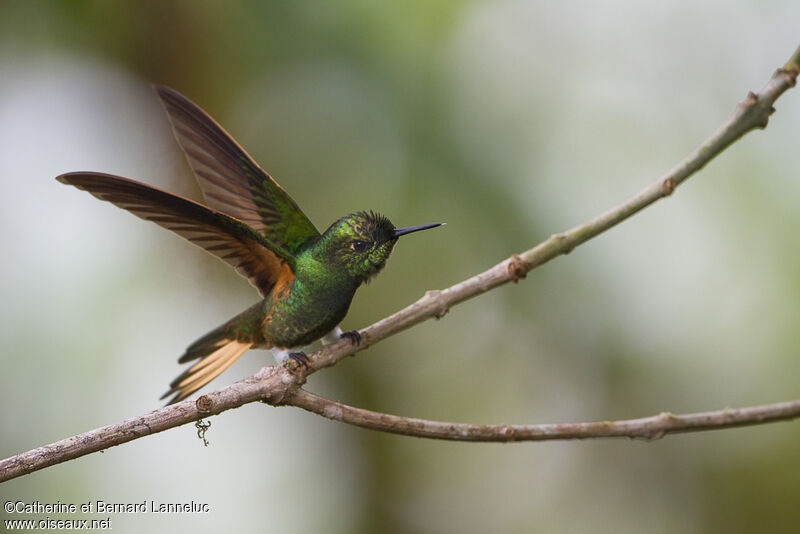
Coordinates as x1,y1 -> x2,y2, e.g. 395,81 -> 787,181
315,211 -> 442,285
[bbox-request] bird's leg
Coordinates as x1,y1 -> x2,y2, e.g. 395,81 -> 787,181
321,326 -> 361,346
287,352 -> 309,369
273,347 -> 308,369
320,327 -> 343,345
340,330 -> 361,345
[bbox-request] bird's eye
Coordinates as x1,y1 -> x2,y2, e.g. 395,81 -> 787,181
350,240 -> 371,252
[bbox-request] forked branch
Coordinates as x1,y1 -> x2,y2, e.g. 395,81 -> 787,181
288,389 -> 800,442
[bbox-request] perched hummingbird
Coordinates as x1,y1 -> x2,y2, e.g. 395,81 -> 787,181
57,86 -> 442,404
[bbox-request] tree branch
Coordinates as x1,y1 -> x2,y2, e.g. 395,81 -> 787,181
287,389 -> 800,441
1,46 -> 798,484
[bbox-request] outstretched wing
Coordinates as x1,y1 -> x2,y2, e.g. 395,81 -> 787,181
155,85 -> 320,254
57,172 -> 295,297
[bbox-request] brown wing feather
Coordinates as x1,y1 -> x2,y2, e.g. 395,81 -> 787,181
57,172 -> 295,297
155,85 -> 320,253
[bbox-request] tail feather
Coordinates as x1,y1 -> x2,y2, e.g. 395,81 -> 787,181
184,345 -> 234,375
161,339 -> 252,405
178,323 -> 231,363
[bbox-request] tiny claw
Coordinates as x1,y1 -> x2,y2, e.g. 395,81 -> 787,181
340,330 -> 362,345
288,352 -> 309,369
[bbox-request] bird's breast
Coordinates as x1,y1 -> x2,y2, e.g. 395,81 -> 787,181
261,277 -> 355,348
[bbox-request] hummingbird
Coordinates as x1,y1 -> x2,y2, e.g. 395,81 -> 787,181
57,86 -> 442,404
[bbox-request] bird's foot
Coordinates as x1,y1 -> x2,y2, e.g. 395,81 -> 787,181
288,352 -> 309,369
340,330 -> 361,346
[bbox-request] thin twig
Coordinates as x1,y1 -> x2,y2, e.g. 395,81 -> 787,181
288,389 -> 800,442
1,46 -> 798,484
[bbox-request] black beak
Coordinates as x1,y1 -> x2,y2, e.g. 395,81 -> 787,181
392,223 -> 444,238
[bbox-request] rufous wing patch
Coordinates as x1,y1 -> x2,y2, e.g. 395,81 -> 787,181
57,172 -> 295,297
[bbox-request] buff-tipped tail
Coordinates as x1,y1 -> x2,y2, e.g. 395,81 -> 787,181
161,335 -> 252,405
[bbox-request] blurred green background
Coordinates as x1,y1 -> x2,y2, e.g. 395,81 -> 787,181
1,1 -> 799,532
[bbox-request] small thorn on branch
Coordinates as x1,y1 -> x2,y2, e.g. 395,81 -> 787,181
741,91 -> 759,108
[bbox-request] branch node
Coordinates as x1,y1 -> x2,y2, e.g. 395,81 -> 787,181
196,395 -> 214,414
499,425 -> 517,440
261,391 -> 280,405
550,232 -> 575,254
284,360 -> 309,383
323,403 -> 343,420
424,289 -> 442,300
423,289 -> 449,318
660,177 -> 676,197
777,66 -> 799,85
644,429 -> 666,441
508,254 -> 530,283
741,91 -> 759,108
739,91 -> 772,129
